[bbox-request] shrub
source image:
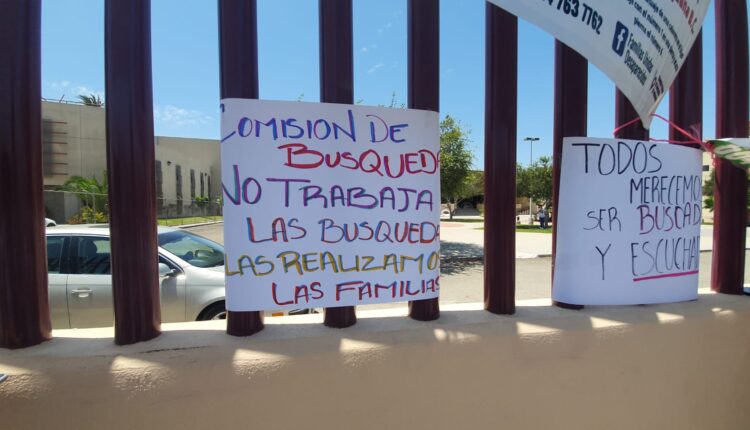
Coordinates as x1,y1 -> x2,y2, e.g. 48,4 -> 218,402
194,196 -> 210,208
68,206 -> 108,224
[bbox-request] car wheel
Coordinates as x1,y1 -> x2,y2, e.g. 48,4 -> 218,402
198,302 -> 226,320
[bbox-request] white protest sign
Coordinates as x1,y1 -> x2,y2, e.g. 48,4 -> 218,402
488,0 -> 709,128
220,99 -> 440,311
554,137 -> 702,305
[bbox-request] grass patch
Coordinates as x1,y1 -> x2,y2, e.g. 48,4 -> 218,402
515,224 -> 553,234
158,216 -> 223,227
472,225 -> 554,233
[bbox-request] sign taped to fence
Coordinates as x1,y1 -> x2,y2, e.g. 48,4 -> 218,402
220,99 -> 441,311
488,0 -> 709,129
553,137 -> 702,305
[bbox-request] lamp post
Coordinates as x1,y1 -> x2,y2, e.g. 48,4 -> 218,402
524,136 -> 539,166
524,137 -> 539,225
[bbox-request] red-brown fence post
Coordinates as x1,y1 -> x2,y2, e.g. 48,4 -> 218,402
551,41 -> 587,310
484,2 -> 517,315
712,0 -> 749,295
219,0 -> 265,336
0,0 -> 51,349
320,0 -> 357,328
614,91 -> 649,141
669,33 -> 702,146
105,0 -> 161,345
408,0 -> 440,321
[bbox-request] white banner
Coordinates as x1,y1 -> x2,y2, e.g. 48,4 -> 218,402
709,138 -> 750,170
554,137 -> 702,305
488,0 -> 709,128
220,99 -> 441,311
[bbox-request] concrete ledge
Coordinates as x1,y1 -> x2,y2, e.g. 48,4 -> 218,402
2,291 -> 750,429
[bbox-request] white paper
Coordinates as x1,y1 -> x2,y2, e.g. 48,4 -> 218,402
220,99 -> 441,311
488,0 -> 709,128
554,137 -> 702,305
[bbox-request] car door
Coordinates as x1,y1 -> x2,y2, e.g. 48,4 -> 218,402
66,235 -> 114,328
159,254 -> 187,322
65,235 -> 187,328
47,235 -> 70,329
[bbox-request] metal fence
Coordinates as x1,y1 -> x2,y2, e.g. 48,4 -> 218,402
1,0 -> 748,348
156,197 -> 222,220
44,190 -> 222,225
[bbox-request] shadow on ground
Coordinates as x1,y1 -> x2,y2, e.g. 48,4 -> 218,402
441,241 -> 484,260
441,257 -> 483,275
440,241 -> 484,275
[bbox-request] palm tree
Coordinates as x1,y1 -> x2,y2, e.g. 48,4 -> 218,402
78,93 -> 103,107
59,172 -> 108,215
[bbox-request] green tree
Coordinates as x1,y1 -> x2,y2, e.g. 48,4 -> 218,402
440,115 -> 474,219
78,93 -> 103,107
703,170 -> 715,212
59,172 -> 109,222
702,169 -> 716,196
464,170 -> 485,199
517,156 -> 553,208
516,163 -> 529,199
702,169 -> 750,213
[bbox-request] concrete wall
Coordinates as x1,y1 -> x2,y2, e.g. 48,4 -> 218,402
42,101 -> 107,187
2,292 -> 749,429
155,136 -> 221,202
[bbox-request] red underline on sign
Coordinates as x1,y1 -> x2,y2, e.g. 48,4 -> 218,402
633,270 -> 699,282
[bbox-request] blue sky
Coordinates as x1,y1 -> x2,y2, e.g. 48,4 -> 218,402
41,1 -> 747,168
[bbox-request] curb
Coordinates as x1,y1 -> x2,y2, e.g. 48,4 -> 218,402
440,254 -> 552,261
441,256 -> 483,262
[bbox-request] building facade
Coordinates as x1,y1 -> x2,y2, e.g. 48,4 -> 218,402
41,100 -> 221,221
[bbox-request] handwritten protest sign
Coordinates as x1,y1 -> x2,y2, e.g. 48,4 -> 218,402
220,99 -> 440,311
488,0 -> 709,129
553,137 -> 702,305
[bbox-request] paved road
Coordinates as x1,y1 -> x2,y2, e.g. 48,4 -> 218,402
186,222 -> 750,307
439,222 -> 750,257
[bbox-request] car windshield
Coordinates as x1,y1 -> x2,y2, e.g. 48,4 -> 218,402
158,230 -> 224,268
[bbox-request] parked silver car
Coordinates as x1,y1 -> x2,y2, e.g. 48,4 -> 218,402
46,224 -> 226,329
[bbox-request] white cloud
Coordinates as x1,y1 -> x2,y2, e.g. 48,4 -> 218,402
361,46 -> 369,53
74,85 -> 104,100
367,62 -> 385,74
153,105 -> 214,127
43,81 -> 104,103
45,80 -> 71,90
377,20 -> 394,36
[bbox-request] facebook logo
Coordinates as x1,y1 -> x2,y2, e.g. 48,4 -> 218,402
612,21 -> 629,56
